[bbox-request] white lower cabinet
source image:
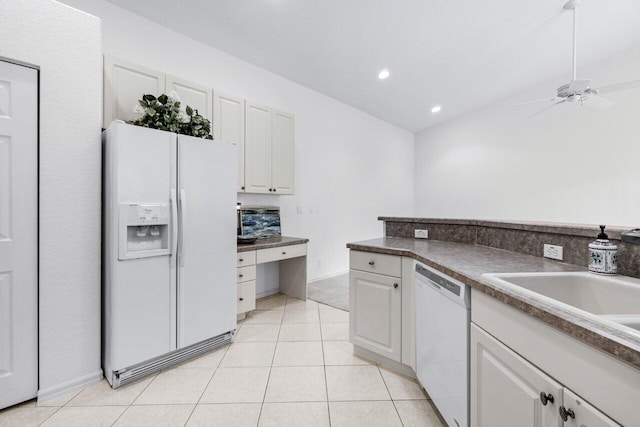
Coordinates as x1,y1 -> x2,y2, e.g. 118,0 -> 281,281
471,324 -> 620,427
349,269 -> 401,362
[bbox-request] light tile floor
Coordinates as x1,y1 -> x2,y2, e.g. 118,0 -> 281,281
0,294 -> 444,427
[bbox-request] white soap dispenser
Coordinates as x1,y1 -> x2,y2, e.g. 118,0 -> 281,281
588,225 -> 618,275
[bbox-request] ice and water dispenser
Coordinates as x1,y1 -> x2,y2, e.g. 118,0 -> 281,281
118,204 -> 170,260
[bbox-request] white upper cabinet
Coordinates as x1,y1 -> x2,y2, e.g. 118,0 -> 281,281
104,56 -> 212,128
103,56 -> 295,194
244,102 -> 295,195
103,55 -> 165,128
271,109 -> 295,194
166,75 -> 212,124
214,92 -> 245,192
244,102 -> 273,194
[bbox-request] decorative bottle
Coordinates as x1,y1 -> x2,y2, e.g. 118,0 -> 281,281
588,225 -> 618,275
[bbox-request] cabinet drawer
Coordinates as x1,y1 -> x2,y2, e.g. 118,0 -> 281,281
237,265 -> 256,283
237,250 -> 256,267
350,250 -> 401,277
237,281 -> 256,314
257,244 -> 306,264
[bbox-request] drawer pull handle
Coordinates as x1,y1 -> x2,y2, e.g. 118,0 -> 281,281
540,392 -> 554,406
239,274 -> 244,278
239,297 -> 244,301
368,261 -> 375,266
559,406 -> 575,422
393,283 -> 399,289
282,251 -> 287,255
239,258 -> 244,262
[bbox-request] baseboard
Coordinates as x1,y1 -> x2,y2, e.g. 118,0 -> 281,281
256,289 -> 280,299
37,369 -> 103,403
307,270 -> 349,283
353,345 -> 416,379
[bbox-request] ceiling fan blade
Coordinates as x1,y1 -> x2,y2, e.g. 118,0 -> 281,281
529,99 -> 567,118
568,79 -> 591,93
595,80 -> 640,95
514,97 -> 561,106
584,95 -> 614,109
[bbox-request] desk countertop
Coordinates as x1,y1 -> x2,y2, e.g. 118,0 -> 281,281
237,236 -> 309,253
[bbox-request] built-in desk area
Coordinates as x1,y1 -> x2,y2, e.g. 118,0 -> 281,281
236,236 -> 309,316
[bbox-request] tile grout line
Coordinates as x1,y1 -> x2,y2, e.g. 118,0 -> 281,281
378,365 -> 406,427
110,368 -> 167,426
319,305 -> 332,427
36,403 -> 66,426
256,294 -> 287,426
182,343 -> 231,426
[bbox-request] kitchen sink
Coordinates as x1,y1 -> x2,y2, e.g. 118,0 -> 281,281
481,272 -> 640,337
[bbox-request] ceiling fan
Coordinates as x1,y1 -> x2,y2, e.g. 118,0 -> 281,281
518,0 -> 640,117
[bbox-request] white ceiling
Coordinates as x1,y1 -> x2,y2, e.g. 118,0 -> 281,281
104,0 -> 640,132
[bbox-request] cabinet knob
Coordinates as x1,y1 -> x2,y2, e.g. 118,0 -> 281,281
273,189 -> 277,192
239,297 -> 244,301
368,261 -> 375,266
239,258 -> 244,262
393,283 -> 399,289
282,251 -> 287,255
241,186 -> 245,190
559,406 -> 575,422
239,274 -> 244,278
539,392 -> 554,406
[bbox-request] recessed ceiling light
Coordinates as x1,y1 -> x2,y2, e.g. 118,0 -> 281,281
378,69 -> 390,80
431,105 -> 442,113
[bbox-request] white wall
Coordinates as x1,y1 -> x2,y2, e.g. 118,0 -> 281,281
415,44 -> 640,228
63,0 -> 415,280
0,1 -> 102,399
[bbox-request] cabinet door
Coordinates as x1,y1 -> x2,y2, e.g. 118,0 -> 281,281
166,75 -> 212,124
103,55 -> 165,128
244,102 -> 272,193
271,109 -> 295,195
349,269 -> 401,362
560,389 -> 621,427
471,324 -> 563,427
214,92 -> 245,191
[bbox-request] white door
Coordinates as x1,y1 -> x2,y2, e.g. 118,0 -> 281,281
471,324 -> 563,427
0,60 -> 38,409
349,270 -> 401,362
561,389 -> 621,427
213,92 -> 245,192
271,109 -> 295,195
244,102 -> 272,193
177,136 -> 237,348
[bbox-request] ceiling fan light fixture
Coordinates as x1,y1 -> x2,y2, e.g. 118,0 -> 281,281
431,105 -> 442,113
377,69 -> 390,80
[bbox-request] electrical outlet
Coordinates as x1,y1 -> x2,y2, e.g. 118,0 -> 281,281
415,229 -> 428,239
543,244 -> 563,261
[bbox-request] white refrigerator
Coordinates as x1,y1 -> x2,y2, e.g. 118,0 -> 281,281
103,121 -> 237,387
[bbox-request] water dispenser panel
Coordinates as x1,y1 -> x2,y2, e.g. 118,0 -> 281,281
118,204 -> 171,260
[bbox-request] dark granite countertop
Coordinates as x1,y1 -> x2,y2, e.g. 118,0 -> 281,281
347,237 -> 640,370
237,236 -> 309,252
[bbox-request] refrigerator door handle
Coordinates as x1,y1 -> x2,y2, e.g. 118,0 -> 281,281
170,189 -> 178,263
179,189 -> 187,267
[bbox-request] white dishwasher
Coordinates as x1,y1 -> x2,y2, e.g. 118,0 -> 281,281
415,262 -> 470,427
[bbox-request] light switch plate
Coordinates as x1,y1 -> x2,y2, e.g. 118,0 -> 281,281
543,244 -> 563,261
415,229 -> 428,239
